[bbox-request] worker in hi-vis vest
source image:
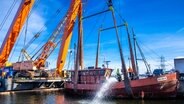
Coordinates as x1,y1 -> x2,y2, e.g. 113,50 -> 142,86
116,68 -> 122,82
128,67 -> 134,79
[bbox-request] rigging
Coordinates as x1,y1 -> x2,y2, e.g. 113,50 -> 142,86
0,0 -> 17,31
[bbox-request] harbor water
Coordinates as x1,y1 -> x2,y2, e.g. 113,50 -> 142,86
0,91 -> 184,104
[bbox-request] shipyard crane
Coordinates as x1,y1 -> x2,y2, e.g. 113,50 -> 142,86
11,10 -> 69,79
20,14 -> 68,70
56,0 -> 83,76
12,0 -> 83,79
0,0 -> 35,68
33,14 -> 68,69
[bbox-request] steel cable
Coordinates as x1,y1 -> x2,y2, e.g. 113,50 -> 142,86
0,0 -> 17,31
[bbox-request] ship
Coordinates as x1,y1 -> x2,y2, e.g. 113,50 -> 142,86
0,0 -> 179,98
64,69 -> 178,98
62,0 -> 179,98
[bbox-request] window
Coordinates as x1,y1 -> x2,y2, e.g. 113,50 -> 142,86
95,71 -> 99,75
100,70 -> 105,75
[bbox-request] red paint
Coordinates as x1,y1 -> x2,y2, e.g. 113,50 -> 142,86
64,69 -> 178,98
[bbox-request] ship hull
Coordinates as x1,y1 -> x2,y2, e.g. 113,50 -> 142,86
64,72 -> 178,98
0,78 -> 64,92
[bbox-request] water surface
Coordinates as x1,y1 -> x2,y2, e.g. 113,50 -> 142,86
0,91 -> 183,104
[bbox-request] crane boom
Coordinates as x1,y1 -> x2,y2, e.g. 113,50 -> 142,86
0,0 -> 34,68
57,0 -> 82,75
32,15 -> 67,69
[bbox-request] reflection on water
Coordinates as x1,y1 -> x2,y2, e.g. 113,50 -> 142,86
0,91 -> 183,104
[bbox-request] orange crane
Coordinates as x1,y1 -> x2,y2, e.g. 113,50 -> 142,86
33,15 -> 68,69
0,0 -> 34,68
13,0 -> 83,77
56,0 -> 83,76
20,14 -> 68,70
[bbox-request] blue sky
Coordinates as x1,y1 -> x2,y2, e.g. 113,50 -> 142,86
0,0 -> 184,74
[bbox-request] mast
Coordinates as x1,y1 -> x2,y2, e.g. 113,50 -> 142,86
78,2 -> 84,70
108,0 -> 134,97
95,29 -> 101,69
132,29 -> 139,75
74,2 -> 83,92
134,32 -> 152,74
125,24 -> 138,77
74,43 -> 76,70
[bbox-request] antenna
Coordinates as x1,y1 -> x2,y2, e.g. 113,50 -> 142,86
104,60 -> 111,68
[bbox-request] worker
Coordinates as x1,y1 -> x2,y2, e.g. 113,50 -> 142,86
128,67 -> 134,80
116,68 -> 122,82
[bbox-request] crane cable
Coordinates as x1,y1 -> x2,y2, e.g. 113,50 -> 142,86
9,0 -> 65,62
9,0 -> 40,62
14,0 -> 40,62
10,0 -> 31,62
28,8 -> 64,57
17,9 -> 31,62
21,0 -> 44,51
26,7 -> 64,52
0,0 -> 17,31
17,0 -> 41,62
30,0 -> 75,61
9,25 -> 26,62
21,6 -> 31,61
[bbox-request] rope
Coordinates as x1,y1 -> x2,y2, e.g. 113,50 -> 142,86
10,23 -> 26,62
0,0 -> 17,31
10,0 -> 37,62
26,7 -> 64,55
84,4 -> 107,43
137,39 -> 173,68
22,9 -> 30,61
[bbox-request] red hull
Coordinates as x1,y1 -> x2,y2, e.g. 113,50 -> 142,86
64,72 -> 178,98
